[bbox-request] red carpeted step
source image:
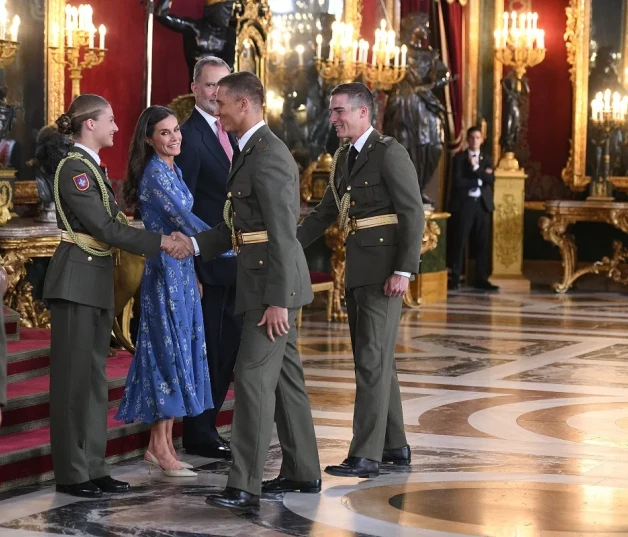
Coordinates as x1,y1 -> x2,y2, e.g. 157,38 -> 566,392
0,395 -> 235,490
2,353 -> 134,433
3,306 -> 20,341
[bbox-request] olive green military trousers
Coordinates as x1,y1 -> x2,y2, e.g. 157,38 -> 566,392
345,284 -> 407,461
49,299 -> 113,485
227,308 -> 321,495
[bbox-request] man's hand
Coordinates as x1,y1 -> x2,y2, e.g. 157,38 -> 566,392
161,233 -> 194,260
258,306 -> 290,342
485,167 -> 493,174
384,273 -> 410,297
195,272 -> 203,300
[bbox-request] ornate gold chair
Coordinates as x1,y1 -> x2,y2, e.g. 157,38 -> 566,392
296,271 -> 334,328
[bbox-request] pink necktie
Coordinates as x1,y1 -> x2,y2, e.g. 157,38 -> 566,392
216,120 -> 233,162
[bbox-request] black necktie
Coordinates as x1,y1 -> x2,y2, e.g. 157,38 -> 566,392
348,146 -> 359,174
232,146 -> 241,163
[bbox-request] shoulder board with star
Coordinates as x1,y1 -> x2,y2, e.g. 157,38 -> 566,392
376,135 -> 394,146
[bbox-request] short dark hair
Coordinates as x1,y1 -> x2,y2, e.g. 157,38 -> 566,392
467,126 -> 482,138
330,82 -> 374,119
217,71 -> 264,110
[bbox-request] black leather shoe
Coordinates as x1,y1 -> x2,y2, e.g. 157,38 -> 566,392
91,476 -> 131,493
186,441 -> 232,459
448,281 -> 460,291
205,487 -> 260,510
382,444 -> 411,466
325,457 -> 379,478
474,281 -> 500,291
56,481 -> 102,498
262,475 -> 321,493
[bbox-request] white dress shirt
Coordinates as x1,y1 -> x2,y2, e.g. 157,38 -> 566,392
195,105 -> 219,137
351,126 -> 410,279
74,143 -> 101,166
468,149 -> 482,198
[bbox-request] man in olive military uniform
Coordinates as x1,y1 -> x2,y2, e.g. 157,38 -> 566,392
173,72 -> 321,510
298,82 -> 425,478
44,137 -> 185,498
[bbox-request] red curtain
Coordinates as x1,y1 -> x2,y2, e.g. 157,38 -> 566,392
438,0 -> 464,152
401,0 -> 431,17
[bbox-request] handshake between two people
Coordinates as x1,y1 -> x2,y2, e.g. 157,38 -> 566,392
160,231 -> 195,260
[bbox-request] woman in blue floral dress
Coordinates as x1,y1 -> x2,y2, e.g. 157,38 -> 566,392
116,106 -> 213,476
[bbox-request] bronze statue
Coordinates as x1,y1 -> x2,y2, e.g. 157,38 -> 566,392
499,71 -> 529,153
155,0 -> 236,83
383,13 -> 451,205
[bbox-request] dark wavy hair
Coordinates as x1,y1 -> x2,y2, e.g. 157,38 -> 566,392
123,105 -> 177,207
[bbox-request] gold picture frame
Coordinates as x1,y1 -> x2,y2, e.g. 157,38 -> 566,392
562,0 -> 628,192
46,0 -> 66,125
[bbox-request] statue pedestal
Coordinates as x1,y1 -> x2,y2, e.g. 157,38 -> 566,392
492,152 -> 529,287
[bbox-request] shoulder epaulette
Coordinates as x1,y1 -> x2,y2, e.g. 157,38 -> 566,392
376,135 -> 394,146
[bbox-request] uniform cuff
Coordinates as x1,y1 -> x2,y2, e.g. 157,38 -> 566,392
394,271 -> 411,278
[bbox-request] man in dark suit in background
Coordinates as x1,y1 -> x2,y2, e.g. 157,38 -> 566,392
175,56 -> 239,459
448,126 -> 499,291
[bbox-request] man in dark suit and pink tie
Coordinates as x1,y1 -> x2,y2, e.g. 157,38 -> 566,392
175,56 -> 240,459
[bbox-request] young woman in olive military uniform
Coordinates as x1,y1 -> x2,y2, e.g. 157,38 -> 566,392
43,94 -> 189,498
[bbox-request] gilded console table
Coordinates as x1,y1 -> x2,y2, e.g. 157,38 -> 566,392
539,200 -> 628,293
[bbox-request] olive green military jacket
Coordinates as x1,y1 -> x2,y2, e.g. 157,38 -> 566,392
298,130 -> 425,289
194,124 -> 314,314
43,146 -> 162,310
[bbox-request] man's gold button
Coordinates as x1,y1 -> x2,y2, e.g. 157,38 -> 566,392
227,192 -> 232,198
350,231 -> 356,235
347,186 -> 352,191
259,260 -> 264,265
291,292 -> 296,296
351,201 -> 356,206
379,238 -> 384,243
238,191 -> 242,195
364,181 -> 369,185
87,256 -> 93,261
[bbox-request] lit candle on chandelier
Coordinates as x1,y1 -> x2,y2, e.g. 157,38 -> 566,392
98,23 -> 106,49
315,34 -> 322,60
296,44 -> 304,67
401,44 -> 407,68
9,14 -> 19,41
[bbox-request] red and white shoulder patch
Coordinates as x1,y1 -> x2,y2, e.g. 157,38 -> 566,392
73,173 -> 89,191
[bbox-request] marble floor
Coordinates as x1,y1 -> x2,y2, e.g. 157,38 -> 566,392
5,290 -> 628,536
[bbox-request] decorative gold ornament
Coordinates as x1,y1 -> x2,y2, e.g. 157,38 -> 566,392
561,0 -> 591,191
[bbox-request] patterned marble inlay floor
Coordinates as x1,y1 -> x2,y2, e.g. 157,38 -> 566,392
7,291 -> 628,536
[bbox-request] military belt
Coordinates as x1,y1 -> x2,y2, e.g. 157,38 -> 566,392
60,231 -> 111,253
348,214 -> 399,233
235,230 -> 269,247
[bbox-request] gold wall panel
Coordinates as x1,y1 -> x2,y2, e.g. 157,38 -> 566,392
46,0 -> 66,125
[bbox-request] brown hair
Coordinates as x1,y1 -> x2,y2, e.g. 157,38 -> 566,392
218,71 -> 264,110
55,94 -> 110,137
331,82 -> 374,120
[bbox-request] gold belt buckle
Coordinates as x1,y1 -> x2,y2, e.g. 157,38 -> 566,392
231,229 -> 242,254
350,217 -> 358,233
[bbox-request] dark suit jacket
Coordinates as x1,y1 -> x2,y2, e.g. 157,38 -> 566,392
194,124 -> 314,314
176,108 -> 237,286
449,150 -> 495,213
298,130 -> 425,289
43,147 -> 161,310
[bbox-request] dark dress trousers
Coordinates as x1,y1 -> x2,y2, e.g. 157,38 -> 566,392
448,150 -> 495,284
176,108 -> 242,447
43,147 -> 161,486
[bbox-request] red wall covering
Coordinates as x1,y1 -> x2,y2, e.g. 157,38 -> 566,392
521,0 -> 574,199
62,0 -> 205,185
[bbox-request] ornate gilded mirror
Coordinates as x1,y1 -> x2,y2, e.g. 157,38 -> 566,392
563,0 -> 628,192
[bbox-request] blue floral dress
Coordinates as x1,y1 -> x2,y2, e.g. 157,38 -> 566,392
115,155 -> 213,424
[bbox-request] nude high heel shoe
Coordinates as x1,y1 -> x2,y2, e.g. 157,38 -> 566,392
145,450 -> 197,477
145,449 -> 194,469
